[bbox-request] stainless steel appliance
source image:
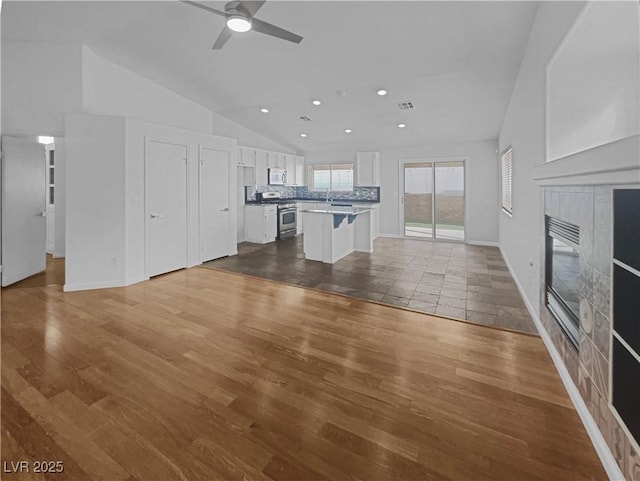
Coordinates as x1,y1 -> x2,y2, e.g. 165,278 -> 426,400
268,168 -> 286,185
255,192 -> 297,239
277,203 -> 297,239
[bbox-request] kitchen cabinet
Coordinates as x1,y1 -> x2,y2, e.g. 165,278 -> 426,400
255,149 -> 268,186
238,146 -> 256,167
356,152 -> 380,186
285,155 -> 296,185
245,204 -> 277,244
265,151 -> 277,169
276,152 -> 286,168
295,156 -> 305,186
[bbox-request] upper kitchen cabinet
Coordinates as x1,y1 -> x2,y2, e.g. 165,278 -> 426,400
295,156 -> 305,186
356,152 -> 380,186
275,152 -> 286,168
238,146 -> 256,168
255,149 -> 268,186
285,155 -> 296,185
266,151 -> 278,169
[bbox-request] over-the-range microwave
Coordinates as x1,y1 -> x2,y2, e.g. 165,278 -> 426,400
268,168 -> 286,185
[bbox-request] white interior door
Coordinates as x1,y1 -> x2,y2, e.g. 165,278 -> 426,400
147,141 -> 188,277
1,136 -> 47,286
199,147 -> 230,262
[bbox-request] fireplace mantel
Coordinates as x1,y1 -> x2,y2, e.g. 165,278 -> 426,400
534,135 -> 640,186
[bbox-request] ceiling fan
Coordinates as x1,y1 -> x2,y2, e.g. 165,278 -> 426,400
181,0 -> 303,50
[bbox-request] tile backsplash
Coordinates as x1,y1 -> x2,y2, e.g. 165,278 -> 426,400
245,185 -> 380,203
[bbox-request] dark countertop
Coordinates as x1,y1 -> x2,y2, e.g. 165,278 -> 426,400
246,199 -> 380,205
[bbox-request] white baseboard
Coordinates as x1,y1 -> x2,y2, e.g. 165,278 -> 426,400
499,246 -> 624,481
378,233 -> 403,239
63,280 -> 126,292
467,240 -> 499,247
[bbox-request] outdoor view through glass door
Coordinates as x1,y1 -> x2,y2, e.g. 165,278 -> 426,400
403,161 -> 464,241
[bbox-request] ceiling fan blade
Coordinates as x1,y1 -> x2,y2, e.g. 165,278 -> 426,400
238,1 -> 266,19
180,0 -> 226,18
251,17 -> 303,44
212,26 -> 234,50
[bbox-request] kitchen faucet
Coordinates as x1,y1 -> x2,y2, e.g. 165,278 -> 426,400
325,188 -> 333,203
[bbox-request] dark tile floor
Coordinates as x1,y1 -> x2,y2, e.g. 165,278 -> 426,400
203,236 -> 537,334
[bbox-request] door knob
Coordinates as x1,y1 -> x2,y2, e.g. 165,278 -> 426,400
150,213 -> 165,218
220,207 -> 230,212
37,211 -> 47,217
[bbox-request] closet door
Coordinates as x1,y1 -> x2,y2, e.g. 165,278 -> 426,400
147,141 -> 188,277
199,147 -> 230,262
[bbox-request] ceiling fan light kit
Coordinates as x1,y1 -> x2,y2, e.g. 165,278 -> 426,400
181,0 -> 303,50
227,15 -> 252,32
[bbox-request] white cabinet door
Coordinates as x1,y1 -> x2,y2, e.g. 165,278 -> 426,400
356,152 -> 380,186
255,149 -> 268,186
239,146 -> 255,168
285,154 -> 296,185
200,147 -> 230,262
295,156 -> 305,186
147,141 -> 188,277
276,152 -> 286,168
265,210 -> 278,240
266,151 -> 278,169
1,136 -> 47,286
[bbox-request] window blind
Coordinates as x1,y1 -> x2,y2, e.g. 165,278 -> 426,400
501,147 -> 513,214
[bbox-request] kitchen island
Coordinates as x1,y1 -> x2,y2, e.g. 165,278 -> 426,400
301,206 -> 373,263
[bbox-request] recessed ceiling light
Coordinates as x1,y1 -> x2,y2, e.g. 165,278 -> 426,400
227,15 -> 252,33
344,129 -> 352,133
397,123 -> 406,128
260,108 -> 269,113
300,133 -> 308,138
312,99 -> 322,106
377,89 -> 388,96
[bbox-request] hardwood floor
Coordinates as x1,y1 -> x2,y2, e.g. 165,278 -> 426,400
1,267 -> 606,480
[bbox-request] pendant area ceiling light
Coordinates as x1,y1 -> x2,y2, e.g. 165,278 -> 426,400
312,99 -> 322,106
344,129 -> 352,133
227,14 -> 252,32
377,89 -> 388,96
397,123 -> 406,128
260,107 -> 269,113
300,133 -> 308,138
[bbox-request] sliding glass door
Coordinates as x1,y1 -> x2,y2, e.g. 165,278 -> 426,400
403,161 -> 465,241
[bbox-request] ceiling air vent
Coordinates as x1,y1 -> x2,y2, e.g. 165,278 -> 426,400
396,101 -> 415,111
299,115 -> 312,122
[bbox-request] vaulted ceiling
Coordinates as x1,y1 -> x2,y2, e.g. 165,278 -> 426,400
3,1 -> 539,153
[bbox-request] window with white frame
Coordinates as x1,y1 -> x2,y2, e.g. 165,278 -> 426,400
501,147 -> 513,215
308,164 -> 354,192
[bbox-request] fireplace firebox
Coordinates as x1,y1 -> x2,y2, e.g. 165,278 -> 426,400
545,216 -> 581,348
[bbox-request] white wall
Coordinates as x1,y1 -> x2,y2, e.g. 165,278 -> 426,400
65,114 -> 127,290
547,2 -> 640,161
305,139 -> 499,244
81,46 -> 213,134
497,1 -> 593,319
212,112 -> 295,154
1,40 -> 82,136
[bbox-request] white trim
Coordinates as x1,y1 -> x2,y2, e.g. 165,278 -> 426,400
613,258 -> 640,278
499,246 -> 624,481
63,280 -> 127,292
378,233 -> 403,239
613,331 -> 640,365
467,240 -> 499,247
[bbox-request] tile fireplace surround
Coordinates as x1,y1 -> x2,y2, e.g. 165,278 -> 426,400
540,185 -> 640,480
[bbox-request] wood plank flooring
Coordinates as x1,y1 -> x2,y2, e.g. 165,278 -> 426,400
1,267 -> 606,480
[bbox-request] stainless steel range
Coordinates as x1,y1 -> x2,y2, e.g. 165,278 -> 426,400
255,192 -> 297,240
